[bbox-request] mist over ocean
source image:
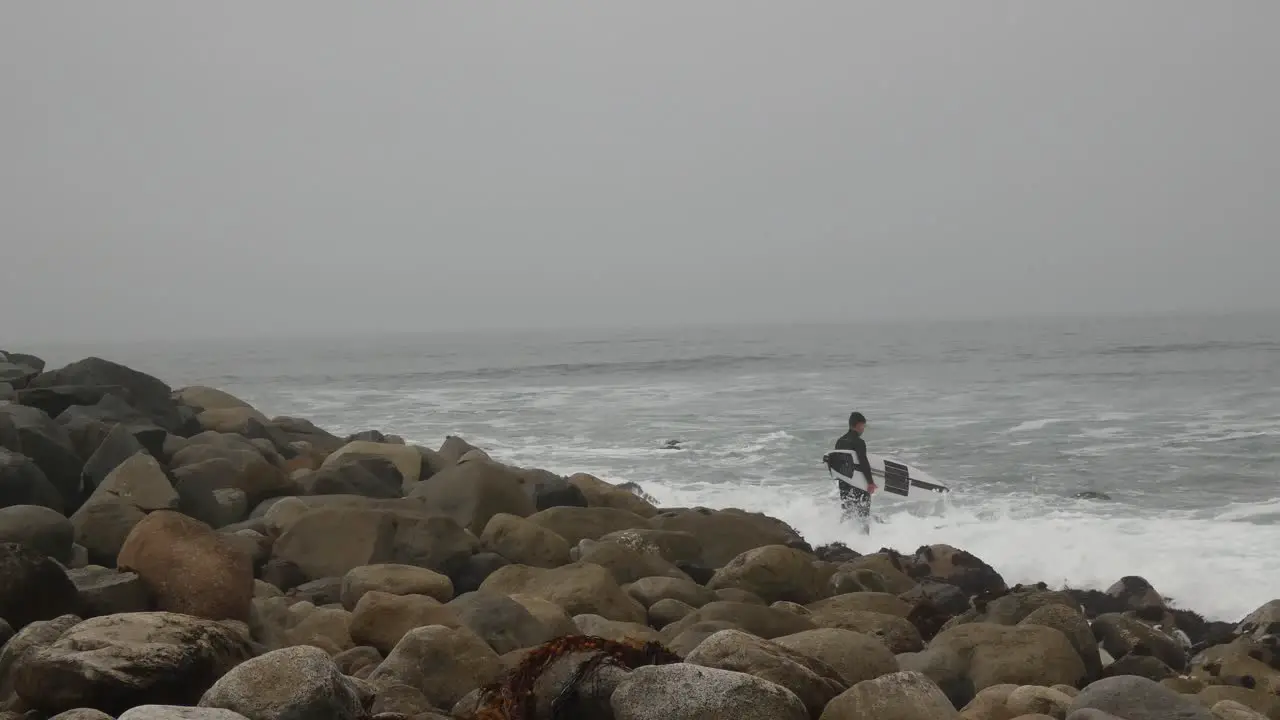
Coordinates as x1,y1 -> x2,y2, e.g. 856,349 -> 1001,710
32,311 -> 1280,621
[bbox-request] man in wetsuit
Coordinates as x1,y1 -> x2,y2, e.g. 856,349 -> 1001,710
833,411 -> 877,523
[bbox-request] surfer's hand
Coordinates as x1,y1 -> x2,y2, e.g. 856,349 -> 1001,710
867,483 -> 878,494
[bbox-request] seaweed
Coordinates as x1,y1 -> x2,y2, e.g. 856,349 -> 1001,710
469,635 -> 682,720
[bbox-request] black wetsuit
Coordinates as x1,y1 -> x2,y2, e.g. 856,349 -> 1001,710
833,430 -> 874,521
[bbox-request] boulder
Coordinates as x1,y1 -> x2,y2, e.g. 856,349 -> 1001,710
322,441 -> 423,486
271,505 -> 479,582
281,604 -> 355,655
567,473 -> 659,517
507,593 -> 580,639
708,545 -> 829,605
834,553 -> 918,595
1105,575 -> 1167,611
648,598 -> 696,627
79,423 -> 147,497
54,394 -> 171,458
526,506 -> 652,547
67,566 -> 153,617
479,512 -> 572,569
28,357 -> 188,433
268,416 -> 346,456
1103,654 -> 1176,681
684,629 -> 847,717
512,466 -> 588,510
1197,685 -> 1280,719
649,508 -> 806,568
909,544 -> 1007,597
116,510 -> 254,622
172,386 -> 254,413
899,623 -> 1086,708
625,576 -> 719,610
0,613 -> 83,699
451,551 -> 510,595
900,580 -> 970,616
774,628 -> 899,686
575,538 -> 692,585
1190,638 -> 1280,694
600,528 -> 703,567
1020,603 -> 1104,681
196,407 -> 271,435
805,605 -> 923,654
819,670 -> 959,720
340,563 -> 454,609
333,646 -> 383,677
437,435 -> 482,466
407,459 -> 536,534
575,613 -> 664,644
479,561 -> 647,624
1209,700 -> 1272,720
348,590 -> 463,654
0,404 -> 84,510
366,625 -> 502,710
0,543 -> 80,630
0,447 -> 66,513
659,601 -> 817,642
80,451 -> 179,514
69,499 -> 147,566
446,590 -> 555,654
169,442 -> 294,505
371,683 -> 437,716
118,708 -> 252,719
198,645 -> 367,720
1067,675 -> 1214,720
809,592 -> 911,619
299,456 -> 404,499
1237,599 -> 1280,641
0,504 -> 75,563
11,611 -> 256,715
48,710 -> 119,720
1092,612 -> 1188,671
58,414 -> 114,465
610,663 -> 808,720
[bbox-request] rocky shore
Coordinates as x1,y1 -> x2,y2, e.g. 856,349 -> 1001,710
1,349 -> 1279,720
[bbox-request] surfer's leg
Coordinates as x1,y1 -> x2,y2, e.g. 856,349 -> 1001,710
838,479 -> 872,529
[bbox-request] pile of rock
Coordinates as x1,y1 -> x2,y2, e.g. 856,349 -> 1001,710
1,350 -> 1279,720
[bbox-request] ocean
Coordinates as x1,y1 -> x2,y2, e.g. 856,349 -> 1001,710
29,311 -> 1280,622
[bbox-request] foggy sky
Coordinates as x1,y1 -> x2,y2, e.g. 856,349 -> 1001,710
3,3 -> 1278,343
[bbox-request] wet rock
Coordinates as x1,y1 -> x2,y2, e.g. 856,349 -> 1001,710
323,441 -> 423,485
525,506 -> 652,547
1020,603 -> 1103,682
567,473 -> 659,518
512,466 -> 588,510
299,455 -> 405,499
11,611 -> 256,715
0,543 -> 80,630
1237,599 -> 1280,641
117,510 -> 254,622
450,552 -> 510,595
600,529 -> 703,567
610,663 -> 808,720
909,544 -> 1007,597
648,507 -> 806,569
1092,612 -> 1188,671
198,645 -> 367,720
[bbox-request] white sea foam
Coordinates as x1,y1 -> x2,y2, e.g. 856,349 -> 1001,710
641,478 -> 1280,622
1007,418 -> 1068,433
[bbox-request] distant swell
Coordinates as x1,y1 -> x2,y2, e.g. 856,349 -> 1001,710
1099,340 -> 1280,356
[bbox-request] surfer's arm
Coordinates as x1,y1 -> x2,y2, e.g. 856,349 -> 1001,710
854,439 -> 876,489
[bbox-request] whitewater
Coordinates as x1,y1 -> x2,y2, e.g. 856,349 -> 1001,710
33,311 -> 1280,622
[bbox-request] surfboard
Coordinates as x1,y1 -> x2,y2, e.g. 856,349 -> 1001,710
823,450 -> 950,497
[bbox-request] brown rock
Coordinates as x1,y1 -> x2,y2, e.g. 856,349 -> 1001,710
819,670 -> 958,720
525,506 -> 652,547
708,545 -> 829,605
575,538 -> 692,585
649,508 -> 806,568
348,590 -> 462,655
649,598 -> 696,628
117,510 -> 254,622
625,576 -> 718,610
0,543 -> 80,630
12,611 -> 255,715
507,593 -> 579,639
684,628 -> 848,717
574,614 -> 663,644
568,473 -> 660,517
197,644 -> 366,720
479,513 -> 571,569
445,590 -> 555,654
366,625 -> 502,710
774,628 -> 900,687
660,601 -> 817,642
340,564 -> 454,610
479,561 -> 647,624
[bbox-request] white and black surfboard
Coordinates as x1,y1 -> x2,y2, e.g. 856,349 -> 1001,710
823,450 -> 950,497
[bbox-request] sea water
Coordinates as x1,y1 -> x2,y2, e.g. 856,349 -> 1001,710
34,311 -> 1280,621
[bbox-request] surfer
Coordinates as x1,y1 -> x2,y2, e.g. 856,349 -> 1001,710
833,411 -> 877,523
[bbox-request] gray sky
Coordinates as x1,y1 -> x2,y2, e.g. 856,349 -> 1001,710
3,3 -> 1278,342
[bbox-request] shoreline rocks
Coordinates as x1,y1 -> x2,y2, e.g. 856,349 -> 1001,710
0,350 -> 1274,719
